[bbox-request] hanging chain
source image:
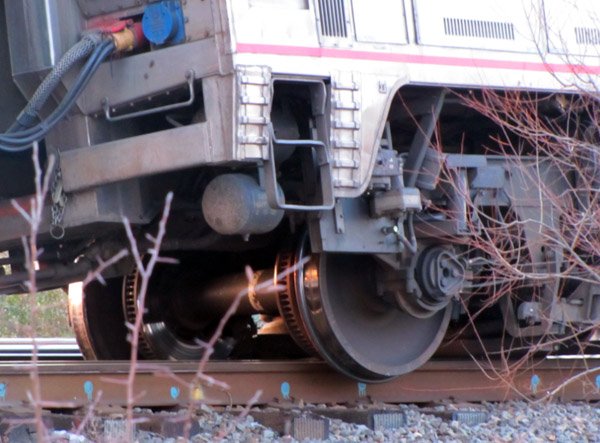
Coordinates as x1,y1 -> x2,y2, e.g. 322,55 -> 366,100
50,165 -> 67,240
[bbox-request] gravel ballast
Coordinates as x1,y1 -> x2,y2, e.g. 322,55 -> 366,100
9,402 -> 600,443
210,402 -> 599,442
31,401 -> 600,442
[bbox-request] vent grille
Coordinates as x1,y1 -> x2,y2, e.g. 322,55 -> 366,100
575,27 -> 600,45
318,0 -> 348,38
443,17 -> 515,40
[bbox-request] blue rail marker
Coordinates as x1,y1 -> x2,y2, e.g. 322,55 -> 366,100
595,375 -> 600,391
530,374 -> 541,394
170,386 -> 180,400
83,380 -> 94,401
357,382 -> 367,398
0,383 -> 6,401
281,381 -> 291,400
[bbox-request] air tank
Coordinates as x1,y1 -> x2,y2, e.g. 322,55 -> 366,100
202,174 -> 284,236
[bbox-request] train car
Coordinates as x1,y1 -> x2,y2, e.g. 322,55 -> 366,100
0,0 -> 599,382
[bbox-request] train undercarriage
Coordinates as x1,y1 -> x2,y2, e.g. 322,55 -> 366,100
0,0 -> 599,383
61,85 -> 600,382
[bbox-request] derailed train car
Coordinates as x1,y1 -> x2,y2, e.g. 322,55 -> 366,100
0,0 -> 598,382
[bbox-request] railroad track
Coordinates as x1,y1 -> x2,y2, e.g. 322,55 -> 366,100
0,338 -> 81,360
0,358 -> 598,408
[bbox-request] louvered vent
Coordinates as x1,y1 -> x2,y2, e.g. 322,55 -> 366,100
318,0 -> 348,38
443,17 -> 515,40
575,27 -> 600,45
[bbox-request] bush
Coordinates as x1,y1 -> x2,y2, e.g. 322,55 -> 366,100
0,289 -> 73,337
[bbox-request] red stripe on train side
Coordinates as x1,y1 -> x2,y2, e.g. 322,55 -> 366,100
236,43 -> 600,75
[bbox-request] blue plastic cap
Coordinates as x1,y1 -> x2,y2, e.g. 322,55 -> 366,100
142,2 -> 184,46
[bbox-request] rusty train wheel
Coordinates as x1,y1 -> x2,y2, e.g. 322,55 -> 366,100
68,278 -> 131,360
279,234 -> 452,382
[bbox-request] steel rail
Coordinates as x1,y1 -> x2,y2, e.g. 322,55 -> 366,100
0,338 -> 81,360
0,358 -> 597,408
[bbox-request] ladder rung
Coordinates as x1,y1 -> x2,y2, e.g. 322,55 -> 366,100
333,100 -> 360,110
239,75 -> 270,86
239,135 -> 268,145
333,158 -> 360,169
332,140 -> 360,149
333,81 -> 359,91
334,178 -> 360,188
240,96 -> 269,105
333,120 -> 360,130
239,116 -> 268,125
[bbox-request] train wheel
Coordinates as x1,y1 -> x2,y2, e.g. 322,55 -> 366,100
279,237 -> 453,382
68,278 -> 131,359
123,266 -> 238,360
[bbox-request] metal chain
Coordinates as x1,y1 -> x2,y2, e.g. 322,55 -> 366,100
50,166 -> 67,240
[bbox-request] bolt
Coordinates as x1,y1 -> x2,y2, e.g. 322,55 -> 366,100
381,226 -> 399,235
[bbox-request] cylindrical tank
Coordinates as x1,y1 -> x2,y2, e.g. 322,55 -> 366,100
202,174 -> 284,236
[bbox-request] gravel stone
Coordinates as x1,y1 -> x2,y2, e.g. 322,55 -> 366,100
58,401 -> 600,442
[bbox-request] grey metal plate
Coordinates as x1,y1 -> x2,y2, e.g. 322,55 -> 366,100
5,0 -> 83,75
60,122 -> 221,193
76,0 -> 140,17
73,38 -> 221,114
310,198 -> 402,254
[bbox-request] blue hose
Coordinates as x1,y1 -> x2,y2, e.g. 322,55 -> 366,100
0,36 -> 115,152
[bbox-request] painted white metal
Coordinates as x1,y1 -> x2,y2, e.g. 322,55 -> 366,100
236,66 -> 272,160
331,71 -> 362,189
227,0 -> 600,197
545,0 -> 600,57
412,0 -> 544,53
352,0 -> 408,45
232,0 -> 319,47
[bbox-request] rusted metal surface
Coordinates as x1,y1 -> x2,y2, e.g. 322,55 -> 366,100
0,359 -> 597,409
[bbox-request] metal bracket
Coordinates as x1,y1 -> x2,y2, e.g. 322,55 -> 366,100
102,70 -> 196,122
333,200 -> 345,234
404,89 -> 446,188
265,126 -> 335,211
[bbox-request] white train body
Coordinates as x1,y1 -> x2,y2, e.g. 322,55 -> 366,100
230,0 -> 600,196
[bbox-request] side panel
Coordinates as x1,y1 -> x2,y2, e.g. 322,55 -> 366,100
5,0 -> 83,96
232,0 -> 319,47
412,0 -> 544,53
0,0 -> 26,131
352,0 -> 408,45
545,0 -> 600,56
231,0 -> 600,198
